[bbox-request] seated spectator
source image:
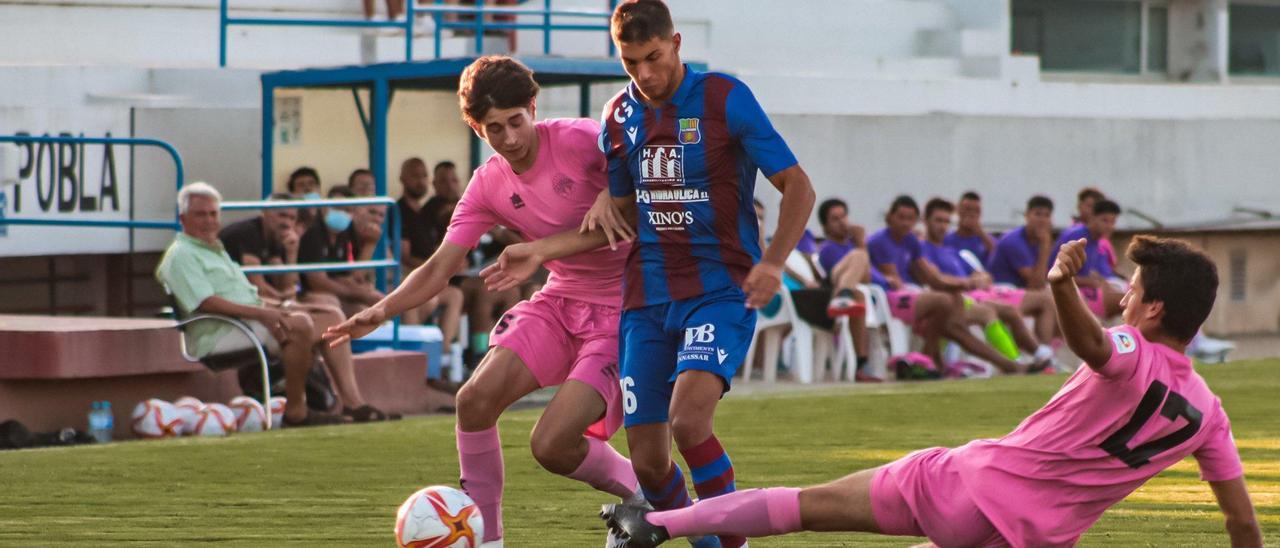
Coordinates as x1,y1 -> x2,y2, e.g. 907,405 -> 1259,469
806,198 -> 879,380
349,168 -> 376,197
298,186 -> 384,316
1073,186 -> 1105,226
156,182 -> 394,425
867,195 -> 1040,374
920,198 -> 1057,364
424,160 -> 462,225
1052,198 -> 1126,318
944,190 -> 995,269
218,193 -> 300,302
398,157 -> 439,272
989,195 -> 1056,289
396,159 -> 466,380
286,166 -> 323,229
1074,185 -> 1119,273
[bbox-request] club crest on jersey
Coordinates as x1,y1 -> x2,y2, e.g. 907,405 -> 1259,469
510,193 -> 525,209
553,175 -> 574,198
640,145 -> 684,186
678,118 -> 701,145
1112,331 -> 1137,354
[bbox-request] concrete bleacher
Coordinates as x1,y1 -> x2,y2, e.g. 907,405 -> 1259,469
0,315 -> 452,439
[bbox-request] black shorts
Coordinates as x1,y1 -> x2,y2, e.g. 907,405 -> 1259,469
790,287 -> 834,330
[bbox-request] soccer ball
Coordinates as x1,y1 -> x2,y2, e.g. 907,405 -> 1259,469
172,396 -> 204,435
130,399 -> 183,439
267,396 -> 286,429
228,396 -> 269,433
191,403 -> 237,437
394,486 -> 484,548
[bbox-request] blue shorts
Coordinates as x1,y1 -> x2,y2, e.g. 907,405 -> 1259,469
618,286 -> 758,428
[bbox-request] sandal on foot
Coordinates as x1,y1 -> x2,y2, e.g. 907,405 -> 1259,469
343,404 -> 402,422
283,410 -> 349,428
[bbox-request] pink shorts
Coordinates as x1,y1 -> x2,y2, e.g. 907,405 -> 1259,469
489,292 -> 622,440
871,447 -> 1010,547
967,286 -> 1026,308
886,289 -> 920,326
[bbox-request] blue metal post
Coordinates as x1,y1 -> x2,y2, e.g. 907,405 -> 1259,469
261,82 -> 275,198
475,0 -> 485,54
544,0 -> 552,54
219,0 -> 228,66
405,0 -> 415,61
434,0 -> 443,59
607,0 -> 618,57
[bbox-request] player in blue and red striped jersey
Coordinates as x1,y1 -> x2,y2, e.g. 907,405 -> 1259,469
480,2 -> 814,546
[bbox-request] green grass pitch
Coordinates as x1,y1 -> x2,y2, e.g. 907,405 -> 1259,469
0,360 -> 1275,546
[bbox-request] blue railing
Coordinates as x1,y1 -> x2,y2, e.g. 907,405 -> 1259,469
0,134 -> 184,232
225,197 -> 401,288
219,0 -> 617,67
225,196 -> 404,347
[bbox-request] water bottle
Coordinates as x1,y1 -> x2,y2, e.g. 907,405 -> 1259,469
88,401 -> 113,443
100,401 -> 114,443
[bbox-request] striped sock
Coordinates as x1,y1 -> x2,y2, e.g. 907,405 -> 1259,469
640,463 -> 693,511
681,435 -> 745,548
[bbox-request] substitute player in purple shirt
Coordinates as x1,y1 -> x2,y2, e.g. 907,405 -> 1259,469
943,190 -> 995,269
482,2 -> 814,546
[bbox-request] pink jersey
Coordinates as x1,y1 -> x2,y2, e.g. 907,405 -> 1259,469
950,325 -> 1243,546
445,118 -> 628,307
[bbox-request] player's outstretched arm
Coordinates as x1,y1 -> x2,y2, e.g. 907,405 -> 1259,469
322,242 -> 468,346
482,195 -> 636,292
1209,477 -> 1263,547
744,165 -> 815,308
1048,238 -> 1111,369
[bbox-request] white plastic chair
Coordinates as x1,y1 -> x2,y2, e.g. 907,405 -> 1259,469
742,288 -> 797,384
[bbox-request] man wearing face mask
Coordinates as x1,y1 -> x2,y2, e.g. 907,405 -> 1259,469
298,185 -> 384,316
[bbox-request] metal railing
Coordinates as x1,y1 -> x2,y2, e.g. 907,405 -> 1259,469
0,134 -> 184,231
219,0 -> 617,67
223,196 -> 404,347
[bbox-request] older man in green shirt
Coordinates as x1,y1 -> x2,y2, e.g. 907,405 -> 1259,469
157,182 -> 394,425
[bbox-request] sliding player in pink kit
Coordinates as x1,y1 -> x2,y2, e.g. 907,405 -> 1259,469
602,235 -> 1262,548
322,57 -> 639,548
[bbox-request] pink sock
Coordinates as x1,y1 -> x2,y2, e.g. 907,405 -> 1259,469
648,488 -> 802,539
457,426 -> 504,542
566,436 -> 638,500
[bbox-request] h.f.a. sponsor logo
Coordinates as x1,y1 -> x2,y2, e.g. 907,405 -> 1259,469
636,188 -> 709,204
646,210 -> 694,232
678,118 -> 701,145
640,145 -> 684,186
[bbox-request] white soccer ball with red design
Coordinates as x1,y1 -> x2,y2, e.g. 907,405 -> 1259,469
192,403 -> 237,437
173,396 -> 204,435
130,399 -> 183,439
394,486 -> 484,548
228,396 -> 269,433
267,396 -> 286,429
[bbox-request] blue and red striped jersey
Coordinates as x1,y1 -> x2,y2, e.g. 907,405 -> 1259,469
600,65 -> 797,310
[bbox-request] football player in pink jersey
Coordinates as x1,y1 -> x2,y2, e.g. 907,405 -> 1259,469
323,56 -> 639,548
602,235 -> 1262,548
